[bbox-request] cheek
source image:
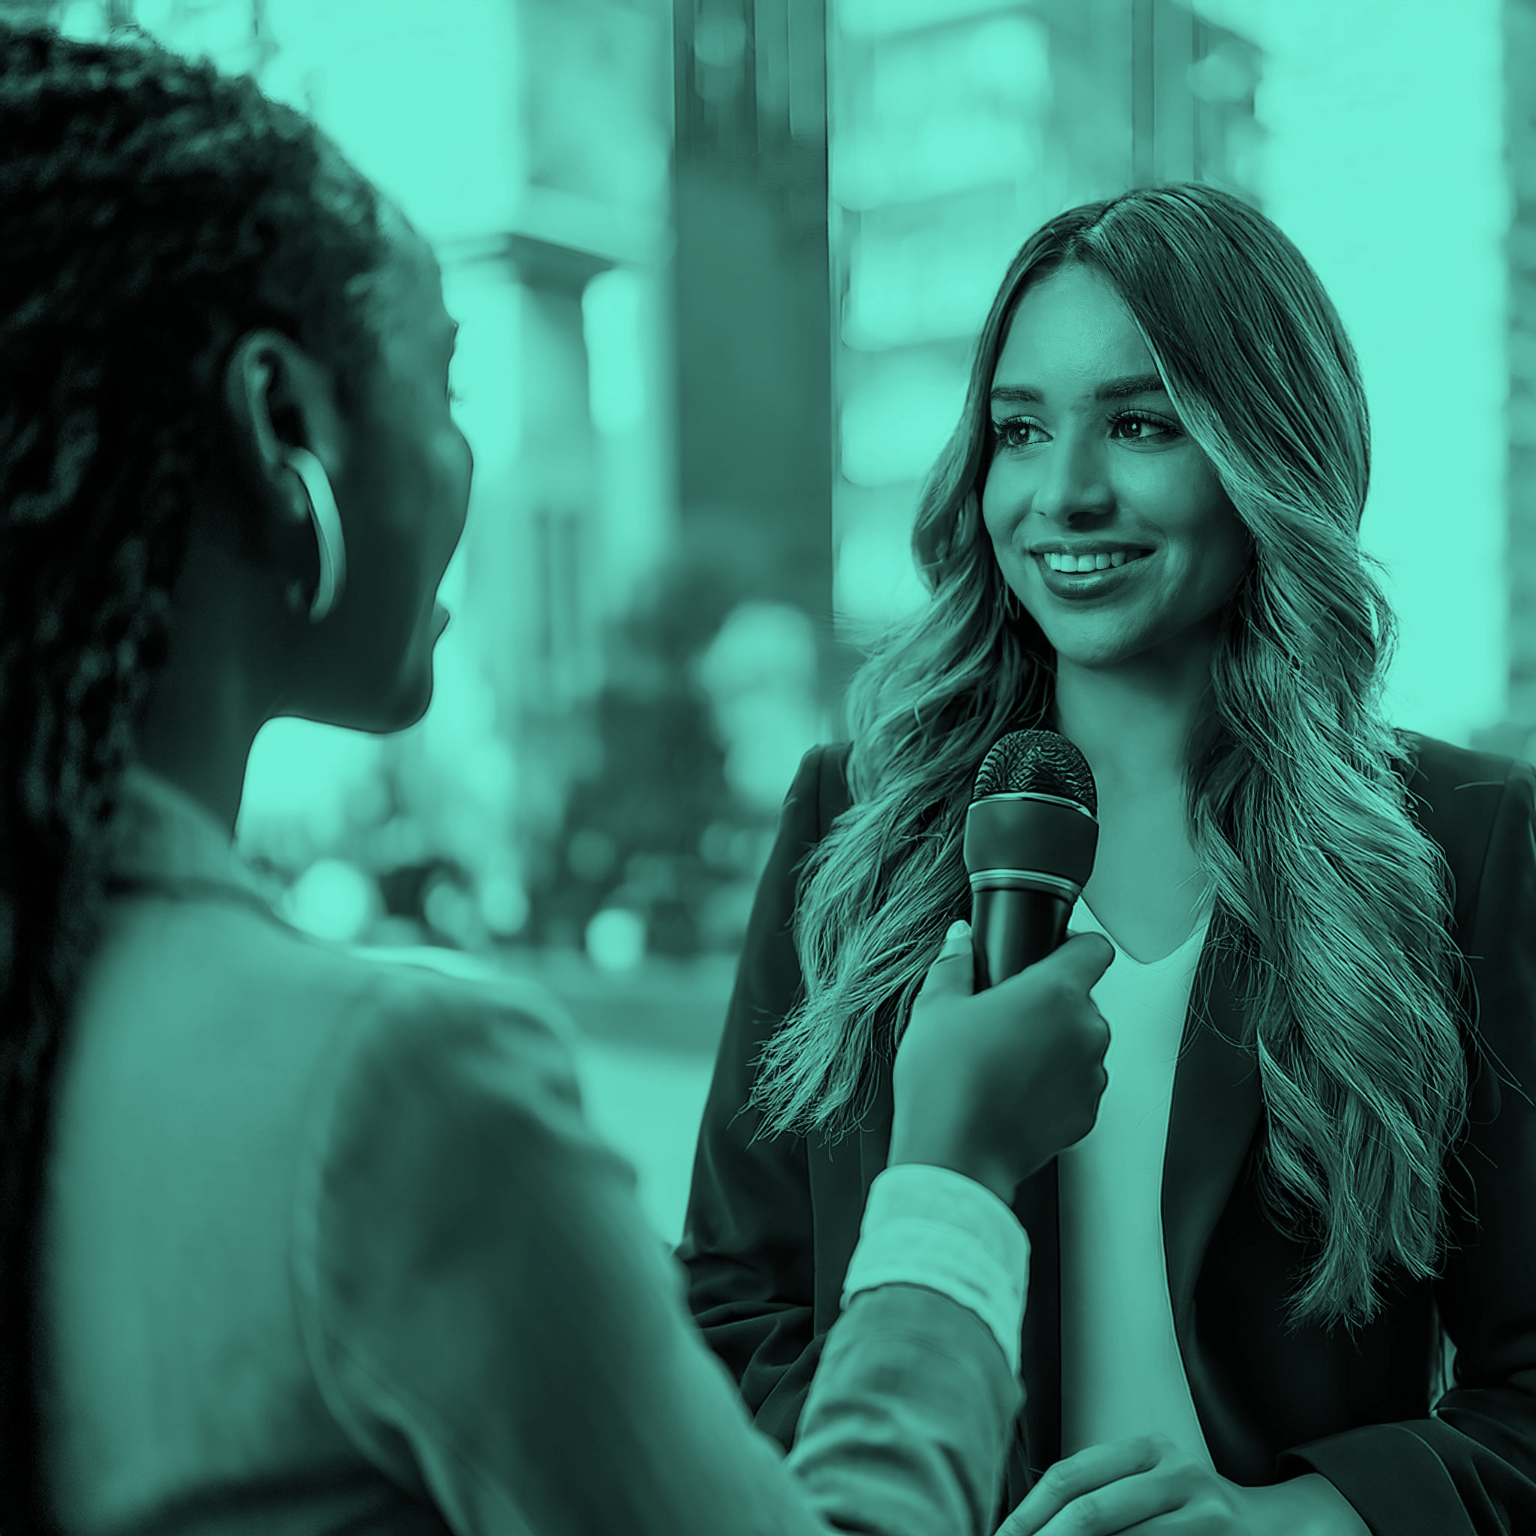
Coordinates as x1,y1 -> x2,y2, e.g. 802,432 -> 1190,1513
1193,508 -> 1251,604
978,477 -> 1013,548
1211,501 -> 1251,570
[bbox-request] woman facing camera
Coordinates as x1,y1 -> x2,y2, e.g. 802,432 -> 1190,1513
0,22 -> 1122,1536
680,182 -> 1536,1536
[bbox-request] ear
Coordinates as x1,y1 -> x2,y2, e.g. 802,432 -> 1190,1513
213,330 -> 351,566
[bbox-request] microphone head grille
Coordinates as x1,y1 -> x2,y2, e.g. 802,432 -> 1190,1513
973,729 -> 1097,815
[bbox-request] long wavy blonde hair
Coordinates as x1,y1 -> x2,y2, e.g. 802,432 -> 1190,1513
750,183 -> 1471,1333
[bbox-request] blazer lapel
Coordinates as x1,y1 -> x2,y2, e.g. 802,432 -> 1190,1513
1007,1158 -> 1061,1492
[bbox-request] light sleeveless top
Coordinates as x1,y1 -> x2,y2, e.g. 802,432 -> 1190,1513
1057,894 -> 1217,1469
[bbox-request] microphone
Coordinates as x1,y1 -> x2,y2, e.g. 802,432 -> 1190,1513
963,730 -> 1099,990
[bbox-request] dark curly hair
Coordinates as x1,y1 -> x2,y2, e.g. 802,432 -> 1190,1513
0,21 -> 393,1529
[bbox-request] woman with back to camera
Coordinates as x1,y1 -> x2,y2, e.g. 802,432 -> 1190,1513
679,181 -> 1536,1536
0,21 -> 1124,1536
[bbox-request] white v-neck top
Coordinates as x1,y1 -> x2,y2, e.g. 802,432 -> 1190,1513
1057,895 -> 1217,1469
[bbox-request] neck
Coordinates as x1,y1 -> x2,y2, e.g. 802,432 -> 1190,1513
131,531 -> 286,840
1048,648 -> 1213,802
134,659 -> 269,842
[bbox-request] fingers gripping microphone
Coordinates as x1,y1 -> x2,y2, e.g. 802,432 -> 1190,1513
964,730 -> 1099,990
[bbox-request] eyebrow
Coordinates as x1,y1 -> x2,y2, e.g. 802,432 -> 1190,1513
989,372 -> 1168,406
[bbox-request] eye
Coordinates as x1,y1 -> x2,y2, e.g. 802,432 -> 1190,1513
1110,410 -> 1182,443
990,416 -> 1046,451
448,385 -> 466,407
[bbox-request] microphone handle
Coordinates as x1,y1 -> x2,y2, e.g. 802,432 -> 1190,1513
970,882 -> 1075,991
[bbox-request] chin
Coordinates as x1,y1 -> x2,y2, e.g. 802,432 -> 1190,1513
1039,633 -> 1151,671
315,668 -> 436,736
384,664 -> 436,732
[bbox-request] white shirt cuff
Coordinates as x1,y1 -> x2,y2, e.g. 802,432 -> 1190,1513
839,1163 -> 1029,1376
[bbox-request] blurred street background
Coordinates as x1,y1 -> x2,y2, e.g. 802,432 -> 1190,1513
7,0 -> 1528,1244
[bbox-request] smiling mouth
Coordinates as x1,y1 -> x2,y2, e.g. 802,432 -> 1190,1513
1034,549 -> 1153,574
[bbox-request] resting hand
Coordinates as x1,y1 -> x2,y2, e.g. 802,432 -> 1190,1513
992,1435 -> 1264,1536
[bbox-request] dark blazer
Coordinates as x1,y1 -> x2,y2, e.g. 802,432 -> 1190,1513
677,733 -> 1536,1536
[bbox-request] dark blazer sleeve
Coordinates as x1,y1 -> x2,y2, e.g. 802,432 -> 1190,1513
1279,758 -> 1536,1535
676,744 -> 836,1450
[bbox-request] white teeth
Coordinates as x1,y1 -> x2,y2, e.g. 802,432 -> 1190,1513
1041,549 -> 1149,573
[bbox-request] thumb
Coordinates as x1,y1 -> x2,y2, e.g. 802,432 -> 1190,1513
1047,929 -> 1116,986
917,919 -> 975,998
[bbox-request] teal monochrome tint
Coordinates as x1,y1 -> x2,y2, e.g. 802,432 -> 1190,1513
31,0 -> 1514,1298
9,1 -> 1524,1527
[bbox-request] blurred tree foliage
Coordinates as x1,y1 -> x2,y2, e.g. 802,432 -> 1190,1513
529,515 -> 795,958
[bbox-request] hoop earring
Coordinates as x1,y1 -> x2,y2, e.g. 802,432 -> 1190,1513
283,446 -> 346,624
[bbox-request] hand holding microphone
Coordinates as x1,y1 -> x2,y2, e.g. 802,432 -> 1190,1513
891,919 -> 1113,1200
890,730 -> 1114,1201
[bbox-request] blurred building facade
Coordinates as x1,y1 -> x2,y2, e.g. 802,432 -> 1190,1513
533,0 -> 837,968
30,0 -> 711,968
8,0 -> 1528,1243
1498,0 -> 1536,757
827,0 -> 1260,643
1197,0 -> 1508,755
830,0 -> 1524,767
11,0 -> 1530,983
31,0 -> 845,979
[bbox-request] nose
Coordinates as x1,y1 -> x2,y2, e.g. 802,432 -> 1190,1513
1031,427 -> 1114,523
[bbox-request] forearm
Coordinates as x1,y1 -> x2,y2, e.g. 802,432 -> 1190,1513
787,1164 -> 1030,1534
791,1284 -> 1024,1536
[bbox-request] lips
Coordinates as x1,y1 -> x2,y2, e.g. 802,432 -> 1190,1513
1031,546 -> 1157,600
